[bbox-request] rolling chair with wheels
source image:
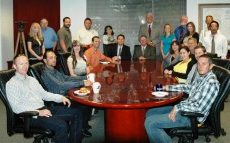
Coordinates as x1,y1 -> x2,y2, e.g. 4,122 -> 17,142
169,65 -> 230,143
0,69 -> 53,143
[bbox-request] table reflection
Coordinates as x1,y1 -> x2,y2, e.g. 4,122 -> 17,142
68,60 -> 183,143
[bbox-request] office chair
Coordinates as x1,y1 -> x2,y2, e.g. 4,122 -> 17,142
0,69 -> 53,143
28,62 -> 47,90
213,58 -> 230,71
169,65 -> 230,143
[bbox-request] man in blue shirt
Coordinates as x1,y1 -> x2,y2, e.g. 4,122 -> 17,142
174,16 -> 188,44
145,54 -> 219,143
40,18 -> 58,51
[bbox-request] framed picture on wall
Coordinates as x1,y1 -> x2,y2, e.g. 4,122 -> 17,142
199,4 -> 230,48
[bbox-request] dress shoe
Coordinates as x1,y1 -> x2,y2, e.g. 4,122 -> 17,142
82,129 -> 92,137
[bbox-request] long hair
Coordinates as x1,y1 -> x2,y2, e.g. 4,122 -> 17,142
186,22 -> 196,36
163,23 -> 173,37
71,40 -> 86,69
29,22 -> 43,41
103,25 -> 114,35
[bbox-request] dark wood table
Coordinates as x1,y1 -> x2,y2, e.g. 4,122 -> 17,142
68,60 -> 183,143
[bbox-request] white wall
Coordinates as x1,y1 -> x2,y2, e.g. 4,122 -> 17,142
0,0 -> 14,70
60,0 -> 87,40
187,0 -> 230,32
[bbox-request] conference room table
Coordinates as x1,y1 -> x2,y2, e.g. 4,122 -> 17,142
68,60 -> 184,143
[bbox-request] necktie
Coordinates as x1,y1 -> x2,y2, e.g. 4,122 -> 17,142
148,24 -> 151,37
142,46 -> 145,56
118,46 -> 122,56
211,36 -> 215,54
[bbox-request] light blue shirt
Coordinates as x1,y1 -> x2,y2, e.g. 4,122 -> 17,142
42,27 -> 58,49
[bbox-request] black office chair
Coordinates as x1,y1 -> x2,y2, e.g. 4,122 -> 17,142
28,62 -> 47,90
213,58 -> 230,71
56,52 -> 71,75
169,65 -> 230,143
0,69 -> 53,143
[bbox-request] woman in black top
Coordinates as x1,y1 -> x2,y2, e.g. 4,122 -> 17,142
183,22 -> 199,46
27,22 -> 45,64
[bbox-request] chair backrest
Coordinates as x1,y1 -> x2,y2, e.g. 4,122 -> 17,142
28,62 -> 47,90
56,52 -> 71,75
205,65 -> 230,137
213,58 -> 230,71
0,69 -> 17,136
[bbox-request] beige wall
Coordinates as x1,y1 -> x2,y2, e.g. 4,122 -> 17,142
0,0 -> 14,70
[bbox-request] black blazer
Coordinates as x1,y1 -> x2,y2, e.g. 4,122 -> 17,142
108,44 -> 132,60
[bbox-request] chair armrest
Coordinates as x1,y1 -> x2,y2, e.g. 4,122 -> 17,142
17,111 -> 39,138
18,111 -> 39,118
180,111 -> 204,139
180,111 -> 204,117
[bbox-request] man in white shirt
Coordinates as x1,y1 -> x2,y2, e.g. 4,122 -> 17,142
203,21 -> 228,59
75,18 -> 99,49
199,15 -> 213,45
6,55 -> 83,143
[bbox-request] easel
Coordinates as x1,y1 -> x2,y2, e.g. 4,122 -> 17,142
14,21 -> 28,57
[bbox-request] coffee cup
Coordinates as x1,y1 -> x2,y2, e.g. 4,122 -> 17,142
87,73 -> 95,83
92,82 -> 101,94
155,84 -> 163,91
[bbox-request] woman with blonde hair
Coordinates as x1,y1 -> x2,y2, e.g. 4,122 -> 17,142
27,22 -> 45,64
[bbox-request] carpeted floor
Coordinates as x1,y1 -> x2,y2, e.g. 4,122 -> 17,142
0,98 -> 230,143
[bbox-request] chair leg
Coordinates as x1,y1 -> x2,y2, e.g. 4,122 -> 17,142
42,137 -> 49,143
221,128 -> 226,136
205,135 -> 211,142
33,137 -> 42,143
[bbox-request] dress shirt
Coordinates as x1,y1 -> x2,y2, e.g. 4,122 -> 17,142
117,45 -> 123,58
174,25 -> 188,44
203,32 -> 228,59
42,27 -> 58,49
141,46 -> 146,55
84,47 -> 112,68
168,71 -> 219,123
186,63 -> 198,84
6,72 -> 63,114
41,67 -> 86,94
75,27 -> 98,45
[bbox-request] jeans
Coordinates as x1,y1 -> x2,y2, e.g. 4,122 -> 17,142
31,106 -> 83,143
145,106 -> 191,143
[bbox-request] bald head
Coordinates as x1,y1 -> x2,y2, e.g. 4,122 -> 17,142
180,16 -> 188,25
146,12 -> 154,24
13,55 -> 29,76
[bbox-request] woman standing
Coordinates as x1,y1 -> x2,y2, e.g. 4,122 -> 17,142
183,22 -> 199,46
102,25 -> 116,56
160,24 -> 175,60
67,40 -> 89,76
27,22 -> 45,64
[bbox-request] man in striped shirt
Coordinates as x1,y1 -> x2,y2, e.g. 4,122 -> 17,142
145,54 -> 219,143
6,55 -> 83,143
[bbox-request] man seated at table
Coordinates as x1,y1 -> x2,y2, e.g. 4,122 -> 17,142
107,34 -> 132,61
133,35 -> 156,60
84,36 -> 117,70
41,50 -> 93,137
6,54 -> 83,143
186,45 -> 207,84
41,50 -> 92,94
145,54 -> 219,143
